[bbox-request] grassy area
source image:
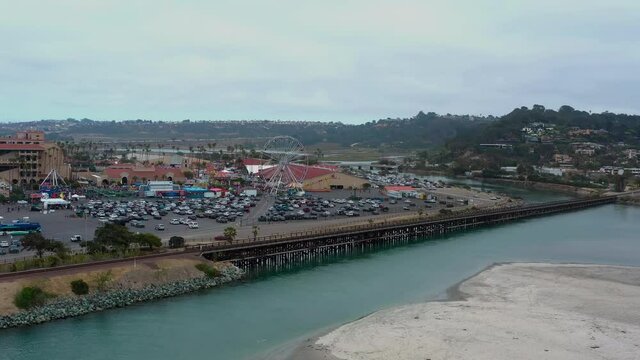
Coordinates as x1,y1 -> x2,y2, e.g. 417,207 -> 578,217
315,143 -> 412,161
0,249 -> 146,273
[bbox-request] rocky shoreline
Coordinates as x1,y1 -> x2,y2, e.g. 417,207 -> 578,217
0,265 -> 243,329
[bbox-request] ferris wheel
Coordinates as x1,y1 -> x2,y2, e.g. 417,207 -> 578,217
260,136 -> 308,194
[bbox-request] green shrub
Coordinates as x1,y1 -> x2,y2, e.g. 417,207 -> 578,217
70,279 -> 89,295
93,270 -> 113,292
45,255 -> 61,267
14,286 -> 53,309
195,263 -> 221,278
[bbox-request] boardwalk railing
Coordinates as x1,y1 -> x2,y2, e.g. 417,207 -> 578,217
190,195 -> 617,255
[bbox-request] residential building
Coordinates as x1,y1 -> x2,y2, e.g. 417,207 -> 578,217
553,154 -> 574,165
623,149 -> 639,160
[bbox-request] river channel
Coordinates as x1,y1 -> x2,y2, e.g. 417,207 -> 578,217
1,182 -> 639,360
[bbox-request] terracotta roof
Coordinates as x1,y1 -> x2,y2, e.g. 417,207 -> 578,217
259,164 -> 337,182
242,158 -> 267,166
0,144 -> 45,151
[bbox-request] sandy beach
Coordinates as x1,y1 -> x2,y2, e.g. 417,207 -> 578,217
291,263 -> 640,360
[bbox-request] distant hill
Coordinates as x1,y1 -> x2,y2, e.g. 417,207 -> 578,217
446,105 -> 640,151
4,106 -> 634,154
441,105 -> 640,172
0,112 -> 493,149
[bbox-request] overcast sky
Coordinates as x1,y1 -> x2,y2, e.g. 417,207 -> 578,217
1,1 -> 639,123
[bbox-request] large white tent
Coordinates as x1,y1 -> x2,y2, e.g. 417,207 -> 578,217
40,198 -> 70,209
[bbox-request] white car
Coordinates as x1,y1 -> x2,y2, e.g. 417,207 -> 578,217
169,218 -> 180,225
70,235 -> 82,242
0,240 -> 9,248
188,222 -> 199,229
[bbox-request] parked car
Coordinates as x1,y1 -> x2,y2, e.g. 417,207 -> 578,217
155,224 -> 166,231
70,235 -> 82,242
9,245 -> 20,254
169,218 -> 180,225
188,222 -> 199,229
0,247 -> 7,255
0,240 -> 9,248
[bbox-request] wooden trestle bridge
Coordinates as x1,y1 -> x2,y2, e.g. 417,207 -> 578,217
196,196 -> 618,270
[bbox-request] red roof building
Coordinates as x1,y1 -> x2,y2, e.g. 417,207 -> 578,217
242,158 -> 268,166
259,164 -> 368,192
102,164 -> 187,185
258,163 -> 338,183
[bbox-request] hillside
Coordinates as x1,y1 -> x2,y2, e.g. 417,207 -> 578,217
0,112 -> 491,149
440,105 -> 640,175
447,105 -> 640,149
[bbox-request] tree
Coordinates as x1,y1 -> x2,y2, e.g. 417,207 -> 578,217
9,188 -> 25,202
183,170 -> 194,179
21,233 -> 67,259
169,236 -> 185,248
94,223 -> 134,252
252,225 -> 259,241
223,227 -> 237,243
132,233 -> 162,249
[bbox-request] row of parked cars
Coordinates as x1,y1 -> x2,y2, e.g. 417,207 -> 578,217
76,195 -> 259,231
258,196 -> 390,222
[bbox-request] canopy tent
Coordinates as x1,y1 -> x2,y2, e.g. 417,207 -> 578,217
40,198 -> 70,209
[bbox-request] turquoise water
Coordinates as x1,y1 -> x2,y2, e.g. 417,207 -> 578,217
1,203 -> 639,359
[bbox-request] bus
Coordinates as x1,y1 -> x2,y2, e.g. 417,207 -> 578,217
0,222 -> 42,236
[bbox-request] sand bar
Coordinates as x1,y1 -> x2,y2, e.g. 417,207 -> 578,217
292,263 -> 640,360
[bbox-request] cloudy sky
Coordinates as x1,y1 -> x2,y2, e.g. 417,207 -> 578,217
1,0 -> 639,123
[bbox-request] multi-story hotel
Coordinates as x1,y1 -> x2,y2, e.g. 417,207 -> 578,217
0,131 -> 70,187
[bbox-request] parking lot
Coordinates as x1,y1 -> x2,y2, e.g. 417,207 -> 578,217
0,187 -> 506,262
